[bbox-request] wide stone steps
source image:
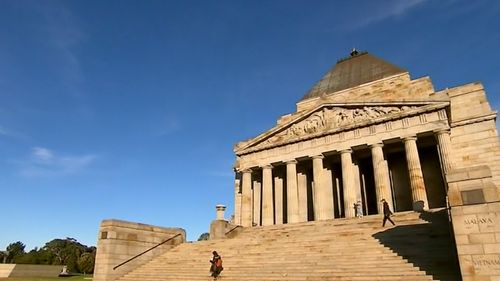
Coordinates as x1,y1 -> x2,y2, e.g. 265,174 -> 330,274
116,209 -> 460,281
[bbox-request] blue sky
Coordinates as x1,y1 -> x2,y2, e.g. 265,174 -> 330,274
1,0 -> 499,250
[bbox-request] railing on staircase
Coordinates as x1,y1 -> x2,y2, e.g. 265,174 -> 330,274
225,225 -> 242,236
113,233 -> 182,270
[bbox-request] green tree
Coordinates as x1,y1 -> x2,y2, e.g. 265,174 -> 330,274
6,241 -> 26,263
197,232 -> 210,241
77,252 -> 95,274
5,245 -> 54,265
0,251 -> 7,263
43,238 -> 86,272
3,237 -> 95,273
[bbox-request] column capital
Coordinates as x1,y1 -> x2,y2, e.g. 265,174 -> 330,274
285,159 -> 298,165
311,154 -> 324,160
403,136 -> 418,142
340,149 -> 352,154
261,164 -> 273,169
370,142 -> 384,148
434,129 -> 451,136
240,168 -> 253,174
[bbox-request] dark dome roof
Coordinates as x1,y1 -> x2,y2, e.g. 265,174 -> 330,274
301,52 -> 407,101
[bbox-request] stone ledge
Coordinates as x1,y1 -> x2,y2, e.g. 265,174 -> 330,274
447,166 -> 492,184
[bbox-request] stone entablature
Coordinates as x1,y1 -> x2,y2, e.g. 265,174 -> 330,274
235,72 -> 448,154
236,106 -> 449,170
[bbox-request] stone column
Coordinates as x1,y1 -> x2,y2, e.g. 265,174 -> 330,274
404,136 -> 429,211
252,178 -> 261,226
261,165 -> 274,226
233,175 -> 242,225
323,163 -> 335,219
370,143 -> 394,214
286,160 -> 300,223
312,155 -> 333,220
274,174 -> 284,225
435,130 -> 454,175
353,162 -> 361,202
240,170 -> 253,227
341,149 -> 357,218
297,171 -> 308,222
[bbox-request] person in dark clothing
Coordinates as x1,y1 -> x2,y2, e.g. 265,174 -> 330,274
381,199 -> 395,227
209,251 -> 223,279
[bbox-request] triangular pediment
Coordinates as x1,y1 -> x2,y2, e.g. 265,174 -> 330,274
234,101 -> 449,154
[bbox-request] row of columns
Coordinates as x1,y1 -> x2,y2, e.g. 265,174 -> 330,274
237,131 -> 454,227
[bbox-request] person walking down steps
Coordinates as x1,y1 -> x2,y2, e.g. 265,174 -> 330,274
381,199 -> 396,227
209,251 -> 223,280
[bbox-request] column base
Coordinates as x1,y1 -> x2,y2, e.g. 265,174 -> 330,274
412,200 -> 428,212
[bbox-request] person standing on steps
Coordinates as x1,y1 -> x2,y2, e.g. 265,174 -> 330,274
209,250 -> 223,280
355,200 -> 363,218
381,199 -> 395,227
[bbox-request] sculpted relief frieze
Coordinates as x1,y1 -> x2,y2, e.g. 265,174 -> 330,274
253,106 -> 417,150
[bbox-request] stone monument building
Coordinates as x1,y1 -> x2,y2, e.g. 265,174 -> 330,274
232,50 -> 499,227
94,51 -> 500,281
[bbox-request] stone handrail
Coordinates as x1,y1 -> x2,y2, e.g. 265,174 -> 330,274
225,225 -> 242,236
113,233 -> 182,270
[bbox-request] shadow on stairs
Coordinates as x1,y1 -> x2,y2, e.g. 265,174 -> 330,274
373,209 -> 462,281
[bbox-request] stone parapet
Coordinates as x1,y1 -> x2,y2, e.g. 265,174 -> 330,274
0,264 -> 63,278
93,219 -> 185,281
447,166 -> 500,281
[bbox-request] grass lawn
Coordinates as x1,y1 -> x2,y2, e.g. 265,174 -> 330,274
0,276 -> 92,281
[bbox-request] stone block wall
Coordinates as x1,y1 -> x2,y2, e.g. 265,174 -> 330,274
448,166 -> 500,281
447,83 -> 500,187
0,264 -> 63,277
93,219 -> 185,281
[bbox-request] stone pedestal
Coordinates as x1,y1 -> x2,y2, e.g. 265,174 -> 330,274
211,205 -> 231,239
210,220 -> 229,240
447,166 -> 500,281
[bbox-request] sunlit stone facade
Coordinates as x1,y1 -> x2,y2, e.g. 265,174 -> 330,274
232,51 -> 500,227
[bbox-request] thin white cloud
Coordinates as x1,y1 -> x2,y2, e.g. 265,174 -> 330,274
20,147 -> 98,178
155,116 -> 182,136
0,126 -> 9,136
32,147 -> 54,163
342,0 -> 426,30
0,125 -> 25,139
36,3 -> 86,97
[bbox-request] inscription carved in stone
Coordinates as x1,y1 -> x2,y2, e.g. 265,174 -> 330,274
255,106 -> 417,149
463,217 -> 494,225
472,255 -> 500,275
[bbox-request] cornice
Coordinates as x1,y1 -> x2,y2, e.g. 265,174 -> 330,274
235,102 -> 450,156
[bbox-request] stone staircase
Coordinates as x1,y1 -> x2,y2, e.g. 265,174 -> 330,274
116,209 -> 461,281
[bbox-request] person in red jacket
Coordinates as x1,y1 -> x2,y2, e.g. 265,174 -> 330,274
209,251 -> 223,280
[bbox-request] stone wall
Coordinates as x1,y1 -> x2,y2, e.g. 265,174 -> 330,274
0,264 -> 63,277
295,73 -> 438,113
93,219 -> 185,281
447,166 -> 500,281
446,82 -> 500,186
